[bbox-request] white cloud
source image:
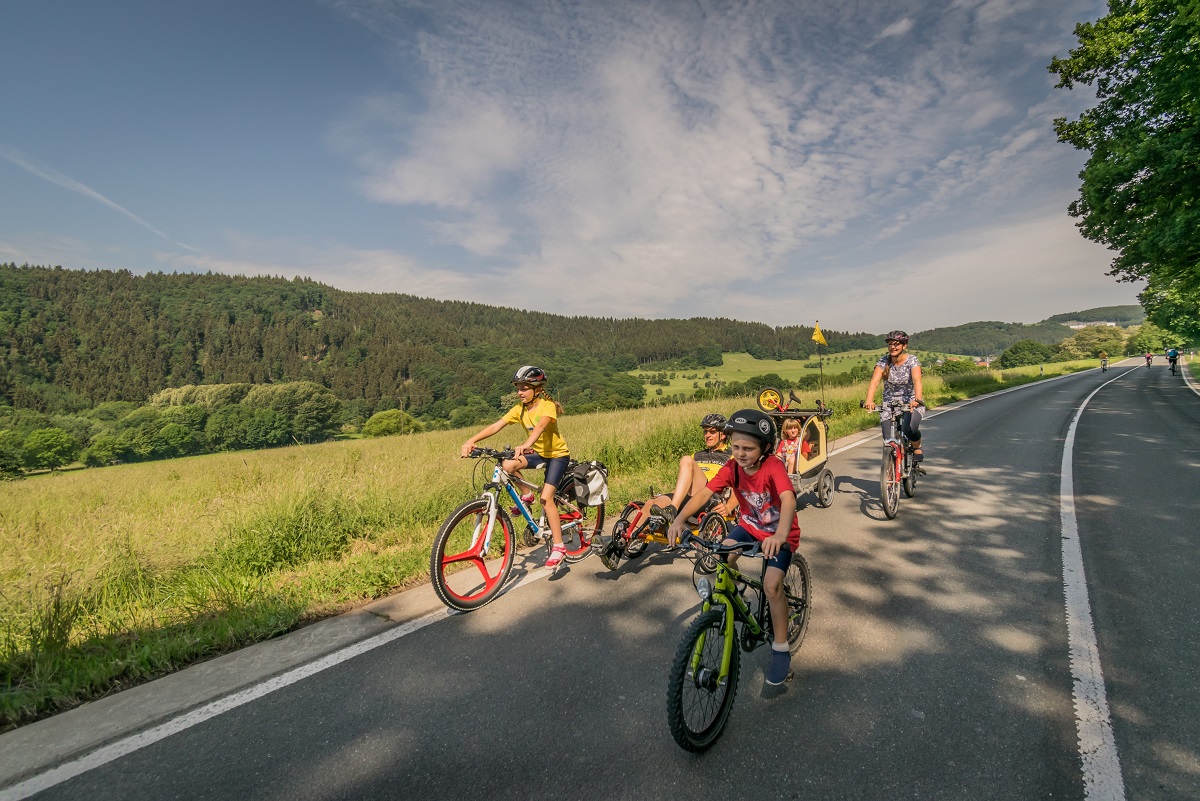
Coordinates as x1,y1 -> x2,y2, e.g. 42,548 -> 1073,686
879,17 -> 915,39
310,0 -> 1120,327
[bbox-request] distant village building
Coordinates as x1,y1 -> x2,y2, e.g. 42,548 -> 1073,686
1066,321 -> 1119,329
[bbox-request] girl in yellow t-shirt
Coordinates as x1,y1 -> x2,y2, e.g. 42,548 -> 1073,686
460,365 -> 573,567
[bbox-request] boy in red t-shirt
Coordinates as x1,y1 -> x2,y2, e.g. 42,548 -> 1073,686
667,409 -> 799,686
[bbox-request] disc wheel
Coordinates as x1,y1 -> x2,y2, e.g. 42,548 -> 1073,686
880,448 -> 900,520
694,513 -> 728,574
756,387 -> 783,412
814,469 -> 835,508
783,553 -> 812,653
430,499 -> 516,612
666,608 -> 740,753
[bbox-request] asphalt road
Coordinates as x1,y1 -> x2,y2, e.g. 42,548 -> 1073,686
15,362 -> 1200,800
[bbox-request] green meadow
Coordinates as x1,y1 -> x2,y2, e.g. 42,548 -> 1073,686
631,350 -> 972,399
0,357 -> 1100,729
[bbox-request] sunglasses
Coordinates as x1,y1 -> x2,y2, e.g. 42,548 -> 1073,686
703,427 -> 722,434
886,341 -> 905,346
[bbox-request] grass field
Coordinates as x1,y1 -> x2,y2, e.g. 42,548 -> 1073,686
0,357 -> 1101,729
631,350 -> 972,399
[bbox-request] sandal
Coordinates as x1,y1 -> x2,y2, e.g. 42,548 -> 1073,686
545,544 -> 568,568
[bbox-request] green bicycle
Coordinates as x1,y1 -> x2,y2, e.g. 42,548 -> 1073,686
666,533 -> 812,752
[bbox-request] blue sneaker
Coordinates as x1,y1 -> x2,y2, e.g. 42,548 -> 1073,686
766,649 -> 791,686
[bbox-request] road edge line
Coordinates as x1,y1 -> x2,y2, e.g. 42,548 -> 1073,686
1060,369 -> 1130,801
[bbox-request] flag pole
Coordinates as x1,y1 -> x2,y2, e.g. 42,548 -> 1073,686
816,321 -> 825,409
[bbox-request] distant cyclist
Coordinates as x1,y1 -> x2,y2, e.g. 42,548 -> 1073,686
1145,352 -> 1154,368
1167,347 -> 1179,374
1098,350 -> 1108,372
864,330 -> 925,462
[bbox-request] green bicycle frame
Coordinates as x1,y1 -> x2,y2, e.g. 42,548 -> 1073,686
692,555 -> 766,684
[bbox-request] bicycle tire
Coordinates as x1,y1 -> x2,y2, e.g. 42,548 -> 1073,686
783,553 -> 812,653
694,513 -> 727,575
430,498 -> 516,612
666,608 -> 740,753
902,451 -> 918,498
880,447 -> 900,519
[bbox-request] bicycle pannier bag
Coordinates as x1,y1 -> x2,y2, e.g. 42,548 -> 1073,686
571,460 -> 609,506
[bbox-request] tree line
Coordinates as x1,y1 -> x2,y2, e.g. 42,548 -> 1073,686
0,263 -> 880,422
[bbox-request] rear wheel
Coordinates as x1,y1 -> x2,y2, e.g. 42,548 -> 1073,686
783,553 -> 812,653
430,499 -> 515,612
694,513 -> 727,574
880,447 -> 900,519
814,469 -> 835,508
666,608 -> 739,753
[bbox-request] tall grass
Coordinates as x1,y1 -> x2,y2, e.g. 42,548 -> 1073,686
0,360 -> 1095,729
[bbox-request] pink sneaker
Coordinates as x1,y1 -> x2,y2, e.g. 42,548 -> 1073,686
545,544 -> 567,568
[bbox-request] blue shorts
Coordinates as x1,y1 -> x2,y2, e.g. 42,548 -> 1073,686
725,525 -> 792,572
522,454 -> 571,489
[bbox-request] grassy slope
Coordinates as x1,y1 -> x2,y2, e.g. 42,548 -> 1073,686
0,358 -> 1101,729
631,349 -> 968,398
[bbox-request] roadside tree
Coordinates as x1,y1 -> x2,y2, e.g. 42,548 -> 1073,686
998,340 -> 1055,368
1051,1 -> 1200,339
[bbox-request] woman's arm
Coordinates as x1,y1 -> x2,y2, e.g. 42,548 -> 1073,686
910,365 -> 923,410
864,365 -> 885,411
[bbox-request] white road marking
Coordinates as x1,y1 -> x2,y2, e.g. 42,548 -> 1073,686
1060,369 -> 1133,801
0,566 -> 558,801
1181,356 -> 1200,397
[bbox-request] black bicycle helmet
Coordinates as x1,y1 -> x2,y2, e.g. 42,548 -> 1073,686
723,408 -> 777,456
512,365 -> 547,385
700,412 -> 727,430
884,330 -> 909,344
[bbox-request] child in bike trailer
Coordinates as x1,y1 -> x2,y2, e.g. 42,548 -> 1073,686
460,365 -> 573,568
666,409 -> 800,687
775,417 -> 811,475
863,330 -> 925,461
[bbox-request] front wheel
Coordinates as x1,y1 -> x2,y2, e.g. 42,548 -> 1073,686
814,469 -> 835,508
880,447 -> 900,519
666,608 -> 740,753
902,451 -> 919,498
430,498 -> 515,612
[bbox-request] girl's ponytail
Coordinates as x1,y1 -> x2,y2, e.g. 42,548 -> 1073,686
536,387 -> 564,416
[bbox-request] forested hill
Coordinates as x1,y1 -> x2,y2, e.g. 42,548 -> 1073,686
910,321 -> 1073,357
1042,305 -> 1145,325
0,263 -> 879,419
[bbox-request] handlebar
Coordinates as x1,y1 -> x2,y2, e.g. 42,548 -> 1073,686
679,531 -> 763,558
467,446 -> 516,460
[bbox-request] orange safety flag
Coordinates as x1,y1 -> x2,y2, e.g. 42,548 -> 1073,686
811,323 -> 827,346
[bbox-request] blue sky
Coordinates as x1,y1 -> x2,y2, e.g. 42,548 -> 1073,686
0,0 -> 1139,332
